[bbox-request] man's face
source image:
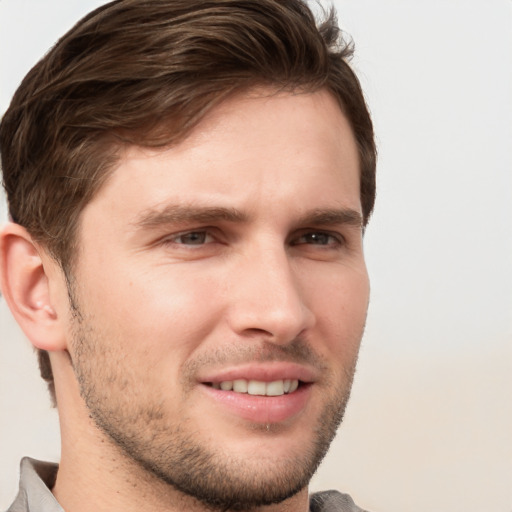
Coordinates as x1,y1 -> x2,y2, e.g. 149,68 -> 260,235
66,89 -> 369,509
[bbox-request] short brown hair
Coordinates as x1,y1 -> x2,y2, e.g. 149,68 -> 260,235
0,0 -> 376,403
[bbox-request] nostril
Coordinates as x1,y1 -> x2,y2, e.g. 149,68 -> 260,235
242,327 -> 274,337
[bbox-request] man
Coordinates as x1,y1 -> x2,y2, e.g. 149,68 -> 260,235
0,1 -> 376,511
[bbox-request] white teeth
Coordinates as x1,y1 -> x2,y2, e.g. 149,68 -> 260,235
289,379 -> 299,393
266,380 -> 284,396
233,379 -> 248,393
247,380 -> 266,395
212,379 -> 300,396
220,381 -> 233,391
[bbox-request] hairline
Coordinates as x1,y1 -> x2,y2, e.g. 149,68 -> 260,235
58,83 -> 365,275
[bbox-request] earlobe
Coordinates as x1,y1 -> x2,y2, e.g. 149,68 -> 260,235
0,222 -> 67,351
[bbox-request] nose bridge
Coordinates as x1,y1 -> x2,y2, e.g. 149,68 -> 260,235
227,238 -> 314,341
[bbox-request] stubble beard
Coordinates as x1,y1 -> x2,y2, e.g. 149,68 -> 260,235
69,307 -> 359,511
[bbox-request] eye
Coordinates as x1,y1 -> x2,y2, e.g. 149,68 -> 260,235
291,231 -> 343,247
167,230 -> 214,246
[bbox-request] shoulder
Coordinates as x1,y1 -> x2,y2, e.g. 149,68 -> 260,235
310,490 -> 372,512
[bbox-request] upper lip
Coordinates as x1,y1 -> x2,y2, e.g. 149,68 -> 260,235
198,362 -> 318,384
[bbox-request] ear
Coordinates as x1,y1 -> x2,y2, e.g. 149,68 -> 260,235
0,222 -> 67,351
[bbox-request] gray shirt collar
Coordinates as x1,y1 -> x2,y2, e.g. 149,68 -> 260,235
7,457 -> 63,512
7,457 -> 367,512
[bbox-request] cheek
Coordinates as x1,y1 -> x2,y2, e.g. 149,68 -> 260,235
308,264 -> 369,356
79,263 -> 226,364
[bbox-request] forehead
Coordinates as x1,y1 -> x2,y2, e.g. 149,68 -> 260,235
167,87 -> 357,167
81,88 -> 361,230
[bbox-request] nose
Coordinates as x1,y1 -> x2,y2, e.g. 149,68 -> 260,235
226,242 -> 315,344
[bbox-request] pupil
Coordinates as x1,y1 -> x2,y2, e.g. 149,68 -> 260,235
309,233 -> 328,244
183,232 -> 205,244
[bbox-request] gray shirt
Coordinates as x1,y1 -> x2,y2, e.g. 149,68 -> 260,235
6,458 -> 369,512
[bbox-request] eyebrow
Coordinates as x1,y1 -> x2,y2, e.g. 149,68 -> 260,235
297,208 -> 363,229
133,204 -> 249,229
132,204 -> 362,230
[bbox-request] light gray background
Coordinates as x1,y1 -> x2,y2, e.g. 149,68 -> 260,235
1,1 -> 511,511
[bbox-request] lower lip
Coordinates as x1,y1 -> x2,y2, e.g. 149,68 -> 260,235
200,384 -> 312,424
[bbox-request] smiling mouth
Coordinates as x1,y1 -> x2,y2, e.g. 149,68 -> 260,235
206,379 -> 301,397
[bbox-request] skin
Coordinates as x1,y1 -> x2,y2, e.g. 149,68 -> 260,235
0,88 -> 369,512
